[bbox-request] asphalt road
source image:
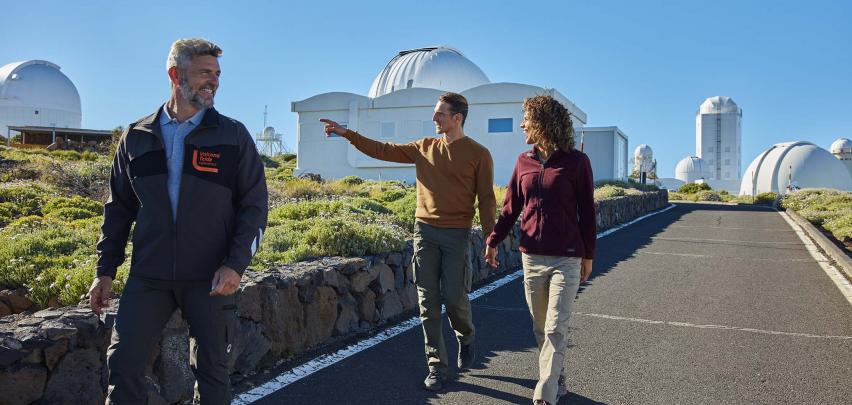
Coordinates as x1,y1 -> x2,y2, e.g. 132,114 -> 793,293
243,203 -> 852,404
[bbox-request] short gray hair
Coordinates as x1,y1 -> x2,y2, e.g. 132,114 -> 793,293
166,38 -> 222,72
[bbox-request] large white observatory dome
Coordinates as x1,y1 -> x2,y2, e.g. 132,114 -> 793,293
0,60 -> 81,135
675,156 -> 711,183
739,141 -> 852,196
698,96 -> 740,114
368,46 -> 490,98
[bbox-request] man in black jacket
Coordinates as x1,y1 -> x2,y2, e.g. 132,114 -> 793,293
88,38 -> 268,404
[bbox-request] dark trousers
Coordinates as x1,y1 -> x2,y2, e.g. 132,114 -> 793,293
413,222 -> 475,373
105,276 -> 236,405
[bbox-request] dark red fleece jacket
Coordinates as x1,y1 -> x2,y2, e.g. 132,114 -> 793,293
486,148 -> 596,259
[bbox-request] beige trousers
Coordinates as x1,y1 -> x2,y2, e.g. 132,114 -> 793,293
522,253 -> 582,404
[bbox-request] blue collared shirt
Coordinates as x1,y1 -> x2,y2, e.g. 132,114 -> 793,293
159,105 -> 207,221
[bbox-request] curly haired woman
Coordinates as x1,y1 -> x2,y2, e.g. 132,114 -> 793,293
484,95 -> 596,405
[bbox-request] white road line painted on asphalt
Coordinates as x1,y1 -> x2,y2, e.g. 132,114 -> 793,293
232,205 -> 677,404
638,251 -> 827,263
573,312 -> 852,340
666,225 -> 795,232
779,211 -> 852,306
651,236 -> 804,245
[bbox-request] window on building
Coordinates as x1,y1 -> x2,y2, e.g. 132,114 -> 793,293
407,79 -> 414,89
724,146 -> 731,152
381,122 -> 396,139
707,160 -> 714,165
488,118 -> 513,133
725,159 -> 730,165
34,110 -> 39,115
708,147 -> 714,153
327,122 -> 347,138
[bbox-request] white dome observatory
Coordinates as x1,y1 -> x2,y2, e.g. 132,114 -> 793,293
739,141 -> 852,196
675,156 -> 711,183
830,137 -> 852,178
0,60 -> 81,137
368,46 -> 490,98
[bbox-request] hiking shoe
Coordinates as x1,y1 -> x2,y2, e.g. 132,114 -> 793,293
423,370 -> 446,391
457,342 -> 476,370
557,374 -> 570,399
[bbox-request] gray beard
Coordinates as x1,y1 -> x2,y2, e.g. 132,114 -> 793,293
179,77 -> 214,109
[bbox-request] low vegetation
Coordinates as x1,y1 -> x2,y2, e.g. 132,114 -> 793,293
782,188 -> 852,248
668,181 -> 777,205
0,147 -> 660,310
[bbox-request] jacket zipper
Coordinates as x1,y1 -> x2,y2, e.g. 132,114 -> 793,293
536,157 -> 545,241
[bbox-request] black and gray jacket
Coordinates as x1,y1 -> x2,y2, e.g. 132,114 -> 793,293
96,106 -> 268,280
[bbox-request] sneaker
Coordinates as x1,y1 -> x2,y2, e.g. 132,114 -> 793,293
457,342 -> 476,371
557,374 -> 570,399
533,400 -> 551,405
423,370 -> 446,391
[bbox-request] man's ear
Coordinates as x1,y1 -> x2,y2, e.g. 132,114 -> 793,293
167,66 -> 180,86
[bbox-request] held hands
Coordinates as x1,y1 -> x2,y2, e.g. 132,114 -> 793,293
210,266 -> 241,296
580,258 -> 593,283
319,119 -> 348,137
484,246 -> 499,268
88,276 -> 113,315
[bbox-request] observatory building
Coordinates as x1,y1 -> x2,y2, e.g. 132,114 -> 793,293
292,46 -> 628,185
1,59 -> 111,148
1,60 -> 81,136
632,144 -> 656,183
675,156 -> 711,184
696,96 -> 741,181
831,138 -> 852,178
739,141 -> 852,196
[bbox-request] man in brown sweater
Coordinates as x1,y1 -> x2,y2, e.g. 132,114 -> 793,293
321,92 -> 496,391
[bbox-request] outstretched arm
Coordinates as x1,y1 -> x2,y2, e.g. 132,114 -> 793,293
320,118 -> 419,164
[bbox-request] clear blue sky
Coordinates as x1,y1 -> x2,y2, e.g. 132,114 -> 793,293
3,0 -> 850,177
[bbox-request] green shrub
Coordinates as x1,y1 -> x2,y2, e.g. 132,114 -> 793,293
754,192 -> 778,205
374,188 -> 408,202
695,190 -> 722,202
668,192 -> 686,201
595,179 -> 659,192
260,155 -> 280,168
80,151 -> 99,161
385,191 -> 417,232
42,195 -> 103,216
340,175 -> 364,186
823,213 -> 852,242
45,207 -> 99,221
0,184 -> 52,216
594,185 -> 626,200
254,214 -> 407,267
50,150 -> 82,160
678,182 -> 711,194
37,160 -> 111,200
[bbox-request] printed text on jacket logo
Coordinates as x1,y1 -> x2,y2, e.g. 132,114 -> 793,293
193,150 -> 220,173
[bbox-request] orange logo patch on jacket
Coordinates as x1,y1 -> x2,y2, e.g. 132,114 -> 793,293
192,150 -> 221,173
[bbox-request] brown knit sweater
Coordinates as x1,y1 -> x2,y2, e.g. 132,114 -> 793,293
342,130 -> 496,236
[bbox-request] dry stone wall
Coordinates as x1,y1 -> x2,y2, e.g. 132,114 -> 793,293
0,191 -> 667,404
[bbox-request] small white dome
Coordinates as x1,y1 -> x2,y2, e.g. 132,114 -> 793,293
634,144 -> 653,159
698,96 -> 740,115
739,141 -> 852,195
368,46 -> 490,98
831,138 -> 852,154
675,156 -> 711,183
